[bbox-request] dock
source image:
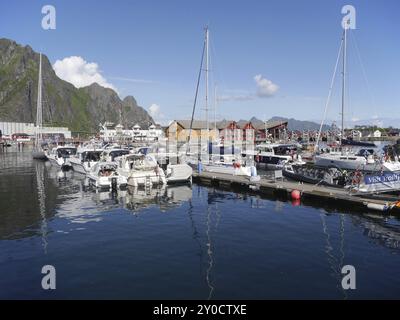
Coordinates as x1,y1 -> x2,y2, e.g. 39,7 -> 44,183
192,171 -> 400,214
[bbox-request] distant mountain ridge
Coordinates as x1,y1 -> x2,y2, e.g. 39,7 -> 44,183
269,116 -> 331,131
236,116 -> 331,131
0,38 -> 154,133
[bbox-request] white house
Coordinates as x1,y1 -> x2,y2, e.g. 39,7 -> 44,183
351,130 -> 362,139
99,122 -> 164,142
373,130 -> 382,138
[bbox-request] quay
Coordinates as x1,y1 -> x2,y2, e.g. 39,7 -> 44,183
192,171 -> 400,214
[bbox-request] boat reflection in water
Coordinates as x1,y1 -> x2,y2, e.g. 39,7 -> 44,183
87,184 -> 193,213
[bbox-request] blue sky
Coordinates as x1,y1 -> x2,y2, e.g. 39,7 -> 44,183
0,0 -> 399,126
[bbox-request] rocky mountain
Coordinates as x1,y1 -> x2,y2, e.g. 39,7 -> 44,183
237,116 -> 331,131
0,38 -> 154,133
268,116 -> 331,131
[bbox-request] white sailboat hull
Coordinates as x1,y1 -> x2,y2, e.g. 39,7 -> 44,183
315,154 -> 400,173
165,164 -> 193,184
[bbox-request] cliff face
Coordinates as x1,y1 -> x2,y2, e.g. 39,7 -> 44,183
0,38 -> 154,133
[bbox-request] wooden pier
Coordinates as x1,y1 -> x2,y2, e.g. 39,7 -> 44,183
192,171 -> 400,214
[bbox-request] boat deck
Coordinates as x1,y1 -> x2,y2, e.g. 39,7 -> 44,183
192,170 -> 400,214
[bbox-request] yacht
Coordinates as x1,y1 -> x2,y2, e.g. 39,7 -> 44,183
69,147 -> 103,174
137,144 -> 192,184
87,162 -> 127,190
117,154 -> 166,187
46,145 -> 77,170
164,163 -> 193,184
201,161 -> 256,177
248,143 -> 301,170
313,21 -> 399,173
315,148 -> 400,172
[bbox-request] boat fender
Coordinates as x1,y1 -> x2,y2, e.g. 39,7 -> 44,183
366,202 -> 389,212
352,171 -> 362,185
291,190 -> 301,200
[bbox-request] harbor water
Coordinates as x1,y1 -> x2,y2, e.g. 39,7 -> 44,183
0,149 -> 399,299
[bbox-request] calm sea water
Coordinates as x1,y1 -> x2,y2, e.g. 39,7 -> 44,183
0,149 -> 399,299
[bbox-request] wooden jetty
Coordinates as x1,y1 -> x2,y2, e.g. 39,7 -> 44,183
192,171 -> 400,214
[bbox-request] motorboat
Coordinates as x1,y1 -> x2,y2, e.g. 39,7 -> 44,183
87,162 -> 127,190
200,160 -> 257,178
283,164 -> 348,188
69,148 -> 103,174
351,171 -> 400,194
117,154 -> 166,187
46,145 -> 77,170
164,163 -> 193,184
136,144 -> 192,184
314,149 -> 400,173
248,143 -> 301,170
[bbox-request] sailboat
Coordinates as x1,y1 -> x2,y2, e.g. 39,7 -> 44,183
32,53 -> 47,160
314,23 -> 400,173
186,27 -> 257,177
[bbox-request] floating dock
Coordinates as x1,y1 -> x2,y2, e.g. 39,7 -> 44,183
192,171 -> 400,214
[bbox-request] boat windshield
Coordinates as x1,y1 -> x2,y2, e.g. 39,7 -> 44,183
273,145 -> 297,155
355,149 -> 375,157
57,148 -> 76,158
82,151 -> 102,162
109,150 -> 130,160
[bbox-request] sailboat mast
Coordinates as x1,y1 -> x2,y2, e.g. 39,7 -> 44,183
205,26 -> 209,135
36,53 -> 43,147
214,85 -> 217,132
341,27 -> 347,143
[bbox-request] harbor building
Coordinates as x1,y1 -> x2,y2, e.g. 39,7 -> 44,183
99,122 -> 164,142
0,121 -> 72,140
165,119 -> 288,143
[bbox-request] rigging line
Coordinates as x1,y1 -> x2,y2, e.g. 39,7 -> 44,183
209,34 -> 230,118
350,30 -> 377,117
315,34 -> 344,152
209,35 -> 222,123
186,34 -> 206,156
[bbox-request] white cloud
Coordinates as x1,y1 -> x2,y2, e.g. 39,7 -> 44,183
53,56 -> 116,91
254,74 -> 279,97
148,103 -> 162,119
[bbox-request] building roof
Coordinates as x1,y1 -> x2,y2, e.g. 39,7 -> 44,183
175,120 -> 209,130
171,119 -> 288,131
216,120 -> 238,130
